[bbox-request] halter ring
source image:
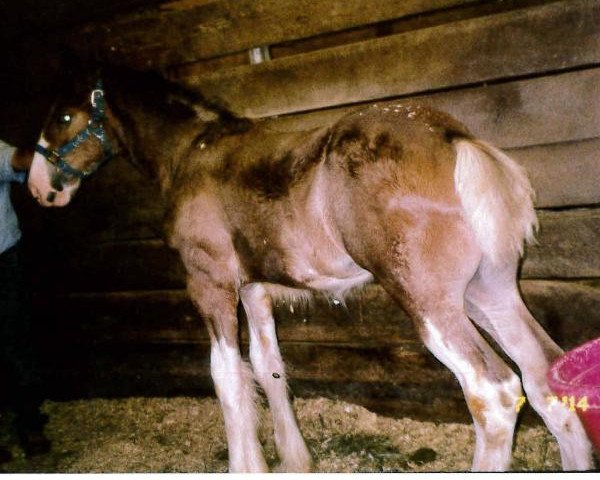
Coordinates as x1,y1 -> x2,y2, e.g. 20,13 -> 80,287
91,89 -> 103,107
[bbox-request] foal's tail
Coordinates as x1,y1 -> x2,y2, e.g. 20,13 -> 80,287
453,138 -> 538,265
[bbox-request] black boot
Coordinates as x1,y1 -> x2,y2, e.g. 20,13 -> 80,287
0,445 -> 12,464
18,428 -> 51,457
14,403 -> 51,457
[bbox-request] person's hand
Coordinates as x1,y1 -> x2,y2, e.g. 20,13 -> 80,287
11,147 -> 34,171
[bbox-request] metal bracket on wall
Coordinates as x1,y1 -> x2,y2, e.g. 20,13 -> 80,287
248,46 -> 271,65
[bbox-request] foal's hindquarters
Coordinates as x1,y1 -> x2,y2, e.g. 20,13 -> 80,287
174,106 -> 592,472
325,109 -> 592,471
325,110 -> 592,471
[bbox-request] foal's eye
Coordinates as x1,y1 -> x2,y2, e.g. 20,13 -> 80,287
58,113 -> 72,125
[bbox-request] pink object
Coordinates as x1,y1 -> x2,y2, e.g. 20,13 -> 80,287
548,337 -> 600,451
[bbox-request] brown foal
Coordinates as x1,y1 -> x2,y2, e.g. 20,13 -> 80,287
28,66 -> 592,472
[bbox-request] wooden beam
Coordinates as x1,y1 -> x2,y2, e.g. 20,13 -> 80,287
39,279 -> 600,351
1,0 -> 164,39
264,68 -> 600,148
37,287 -> 418,346
36,279 -> 598,416
40,337 -> 455,386
57,239 -> 187,293
175,0 -> 600,117
523,209 -> 600,279
268,0 -> 553,60
511,138 -> 600,209
40,342 -> 467,422
521,280 -> 600,348
35,279 -> 598,418
20,208 -> 600,294
73,0 -> 478,68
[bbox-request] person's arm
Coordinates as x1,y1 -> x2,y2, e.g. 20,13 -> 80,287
0,141 -> 29,183
12,147 -> 33,172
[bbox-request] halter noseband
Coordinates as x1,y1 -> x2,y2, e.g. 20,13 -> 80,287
35,80 -> 113,180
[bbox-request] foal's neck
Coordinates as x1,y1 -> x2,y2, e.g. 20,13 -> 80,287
102,67 -> 247,194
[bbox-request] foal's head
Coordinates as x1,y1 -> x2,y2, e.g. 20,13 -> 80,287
29,66 -> 114,207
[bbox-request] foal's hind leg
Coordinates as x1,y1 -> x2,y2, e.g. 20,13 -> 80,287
240,283 -> 312,472
366,218 -> 522,471
414,304 -> 523,471
187,276 -> 267,472
465,260 -> 593,470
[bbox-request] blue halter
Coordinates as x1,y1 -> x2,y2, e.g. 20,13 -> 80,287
35,80 -> 113,180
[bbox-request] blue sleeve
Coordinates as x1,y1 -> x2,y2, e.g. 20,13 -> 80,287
0,140 -> 26,184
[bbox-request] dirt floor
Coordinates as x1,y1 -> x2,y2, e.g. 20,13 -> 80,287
0,396 -> 568,473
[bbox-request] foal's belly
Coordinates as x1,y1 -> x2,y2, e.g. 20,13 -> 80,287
234,176 -> 375,298
283,251 -> 374,299
240,223 -> 374,300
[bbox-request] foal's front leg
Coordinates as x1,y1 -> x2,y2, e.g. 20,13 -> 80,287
187,275 -> 267,472
240,283 -> 312,472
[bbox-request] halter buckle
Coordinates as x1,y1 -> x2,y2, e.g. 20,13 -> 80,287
46,149 -> 60,166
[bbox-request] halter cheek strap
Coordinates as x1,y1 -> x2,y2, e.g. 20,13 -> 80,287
35,80 -> 114,180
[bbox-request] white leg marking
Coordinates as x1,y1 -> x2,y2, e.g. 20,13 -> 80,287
422,318 -> 521,471
466,277 -> 593,471
210,341 -> 267,472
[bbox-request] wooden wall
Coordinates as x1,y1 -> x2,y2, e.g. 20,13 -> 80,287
12,0 -> 600,422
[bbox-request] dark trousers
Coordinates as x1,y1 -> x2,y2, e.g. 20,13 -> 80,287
0,243 -> 46,433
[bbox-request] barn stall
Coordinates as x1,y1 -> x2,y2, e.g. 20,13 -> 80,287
1,0 -> 599,472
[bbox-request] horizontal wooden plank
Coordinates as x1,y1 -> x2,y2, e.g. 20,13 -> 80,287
21,208 -> 599,294
262,67 -> 600,150
38,279 -> 600,351
39,337 -> 455,387
73,0 -> 478,68
523,209 -> 600,279
286,343 -> 451,384
36,281 -> 598,419
510,138 -> 600,209
36,287 -> 417,347
176,0 -> 600,118
41,367 -> 470,423
42,375 -> 471,423
36,279 -> 596,417
268,0 -> 552,60
52,240 -> 187,293
3,0 -> 164,40
358,279 -> 600,350
520,280 -> 600,349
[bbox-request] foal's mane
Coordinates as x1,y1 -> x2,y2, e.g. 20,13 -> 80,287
55,58 -> 251,139
99,64 -> 252,135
